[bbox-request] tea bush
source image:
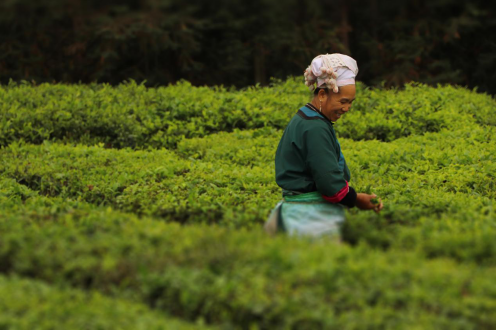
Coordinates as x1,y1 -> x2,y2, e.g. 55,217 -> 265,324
1,78 -> 494,149
0,275 -> 210,329
1,78 -> 495,328
1,184 -> 496,329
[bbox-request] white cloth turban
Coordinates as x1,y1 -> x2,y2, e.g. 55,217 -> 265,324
304,53 -> 359,93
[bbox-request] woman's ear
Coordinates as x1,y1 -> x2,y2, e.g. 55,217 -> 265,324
319,89 -> 328,102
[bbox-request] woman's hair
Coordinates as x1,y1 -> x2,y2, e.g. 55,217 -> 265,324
313,87 -> 329,96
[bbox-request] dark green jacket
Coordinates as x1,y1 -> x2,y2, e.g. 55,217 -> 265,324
275,104 -> 351,200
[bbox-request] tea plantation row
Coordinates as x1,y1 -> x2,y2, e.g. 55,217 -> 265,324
1,78 -> 495,328
0,275 -> 209,329
1,179 -> 496,329
1,124 -> 495,263
1,78 -> 495,149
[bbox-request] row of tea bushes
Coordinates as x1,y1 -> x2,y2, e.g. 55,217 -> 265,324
0,275 -> 209,329
176,126 -> 281,166
4,124 -> 494,208
1,78 -> 494,149
1,122 -> 495,264
2,77 -> 495,329
1,182 -> 495,329
177,126 -> 496,263
0,141 -> 277,229
177,125 -> 495,170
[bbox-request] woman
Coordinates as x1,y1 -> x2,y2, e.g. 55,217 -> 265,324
264,53 -> 383,239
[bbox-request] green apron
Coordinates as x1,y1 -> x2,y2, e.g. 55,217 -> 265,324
264,191 -> 345,239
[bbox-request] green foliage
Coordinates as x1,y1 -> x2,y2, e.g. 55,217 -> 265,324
1,190 -> 496,329
0,275 -> 210,329
339,82 -> 496,141
0,78 -> 495,328
0,78 -> 304,149
1,123 -> 495,263
0,138 -> 277,229
1,79 -> 495,150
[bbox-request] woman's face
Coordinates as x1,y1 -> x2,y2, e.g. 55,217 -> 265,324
319,85 -> 356,122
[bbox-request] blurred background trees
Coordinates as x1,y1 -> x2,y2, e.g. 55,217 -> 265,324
0,0 -> 494,94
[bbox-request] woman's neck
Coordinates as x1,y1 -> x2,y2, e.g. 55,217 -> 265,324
306,101 -> 333,124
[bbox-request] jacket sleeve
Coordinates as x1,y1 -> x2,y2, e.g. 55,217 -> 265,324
304,124 -> 350,203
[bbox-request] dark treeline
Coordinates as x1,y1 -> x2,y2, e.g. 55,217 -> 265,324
1,0 -> 495,94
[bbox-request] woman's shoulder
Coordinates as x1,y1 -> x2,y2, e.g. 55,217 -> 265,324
294,105 -> 334,128
291,111 -> 331,131
287,114 -> 332,142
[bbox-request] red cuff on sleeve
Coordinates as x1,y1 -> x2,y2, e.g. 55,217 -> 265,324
321,181 -> 349,203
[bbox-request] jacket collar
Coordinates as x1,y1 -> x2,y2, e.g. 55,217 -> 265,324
304,103 -> 335,126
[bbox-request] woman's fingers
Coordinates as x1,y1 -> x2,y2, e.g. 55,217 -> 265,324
356,193 -> 384,212
373,199 -> 383,213
370,193 -> 381,212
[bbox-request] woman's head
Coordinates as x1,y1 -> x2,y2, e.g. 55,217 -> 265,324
312,85 -> 356,122
304,53 -> 358,121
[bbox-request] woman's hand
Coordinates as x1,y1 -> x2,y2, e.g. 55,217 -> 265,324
356,193 -> 384,213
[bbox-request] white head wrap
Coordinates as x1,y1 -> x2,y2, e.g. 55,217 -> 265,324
304,53 -> 359,93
